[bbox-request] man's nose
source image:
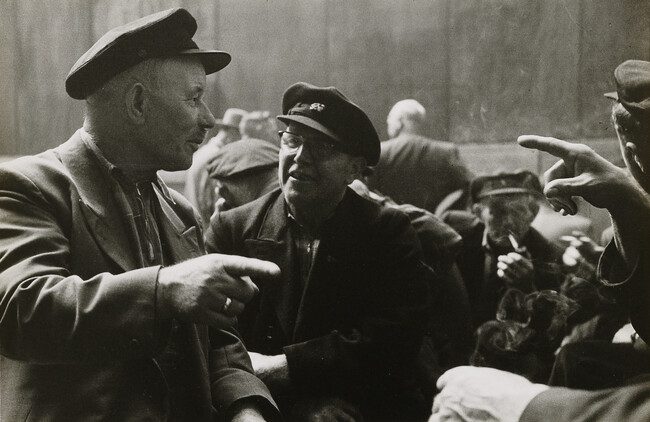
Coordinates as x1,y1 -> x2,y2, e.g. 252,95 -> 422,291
199,101 -> 216,129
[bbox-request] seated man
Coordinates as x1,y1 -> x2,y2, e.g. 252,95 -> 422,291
207,138 -> 280,213
205,82 -> 430,421
442,171 -> 565,327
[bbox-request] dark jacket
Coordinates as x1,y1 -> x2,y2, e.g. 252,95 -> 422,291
443,210 -> 565,327
366,134 -> 472,214
0,130 -> 276,422
205,188 -> 430,418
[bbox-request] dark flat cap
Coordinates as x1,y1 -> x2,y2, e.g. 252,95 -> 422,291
277,82 -> 380,165
66,8 -> 231,99
471,170 -> 543,203
604,60 -> 650,119
208,139 -> 279,179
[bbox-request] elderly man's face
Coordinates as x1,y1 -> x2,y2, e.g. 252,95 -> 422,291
279,122 -> 362,214
142,57 -> 216,171
474,194 -> 539,248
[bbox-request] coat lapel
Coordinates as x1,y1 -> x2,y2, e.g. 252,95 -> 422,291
153,181 -> 203,262
244,195 -> 301,339
56,131 -> 139,271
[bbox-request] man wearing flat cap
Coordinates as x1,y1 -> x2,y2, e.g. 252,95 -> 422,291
205,82 -> 430,421
442,170 -> 564,328
185,107 -> 247,228
429,60 -> 650,422
207,138 -> 280,212
0,8 -> 281,422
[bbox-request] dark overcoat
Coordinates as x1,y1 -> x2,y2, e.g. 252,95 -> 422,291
205,188 -> 429,418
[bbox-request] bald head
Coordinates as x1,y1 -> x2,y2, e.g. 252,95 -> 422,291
386,99 -> 427,138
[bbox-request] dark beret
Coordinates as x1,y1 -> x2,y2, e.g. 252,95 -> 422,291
208,139 -> 279,179
604,60 -> 650,119
66,8 -> 231,99
277,82 -> 380,166
470,170 -> 543,203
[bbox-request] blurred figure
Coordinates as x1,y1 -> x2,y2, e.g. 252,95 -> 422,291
240,110 -> 281,145
531,201 -> 594,244
442,170 -> 565,328
207,138 -> 280,214
184,107 -> 246,227
366,99 -> 472,215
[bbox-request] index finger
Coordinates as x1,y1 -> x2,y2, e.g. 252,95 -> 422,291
216,254 -> 281,279
517,135 -> 574,160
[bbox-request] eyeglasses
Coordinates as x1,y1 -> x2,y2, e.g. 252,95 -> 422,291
278,130 -> 343,159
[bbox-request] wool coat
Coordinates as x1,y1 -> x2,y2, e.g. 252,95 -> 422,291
0,130 -> 276,421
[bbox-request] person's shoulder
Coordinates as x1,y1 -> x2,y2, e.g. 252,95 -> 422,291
440,209 -> 482,238
0,150 -> 70,191
218,188 -> 283,226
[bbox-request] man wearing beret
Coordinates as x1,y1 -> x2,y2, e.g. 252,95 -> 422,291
429,60 -> 650,422
207,138 -> 280,212
442,170 -> 565,328
0,8 -> 281,422
205,82 -> 430,421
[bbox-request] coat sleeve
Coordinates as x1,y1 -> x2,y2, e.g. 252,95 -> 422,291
520,382 -> 650,422
598,238 -> 650,343
0,163 -> 167,363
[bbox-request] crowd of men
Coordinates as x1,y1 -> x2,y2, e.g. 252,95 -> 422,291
0,7 -> 648,422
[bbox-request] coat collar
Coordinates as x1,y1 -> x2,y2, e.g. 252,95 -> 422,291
56,129 -> 201,271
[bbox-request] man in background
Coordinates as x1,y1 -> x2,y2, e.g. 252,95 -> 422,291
366,99 -> 472,215
185,107 -> 246,227
207,138 -> 280,213
442,170 -> 564,328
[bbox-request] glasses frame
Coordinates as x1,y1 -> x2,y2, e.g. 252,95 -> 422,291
278,130 -> 346,159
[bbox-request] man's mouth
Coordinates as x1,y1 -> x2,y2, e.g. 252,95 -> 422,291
289,170 -> 315,182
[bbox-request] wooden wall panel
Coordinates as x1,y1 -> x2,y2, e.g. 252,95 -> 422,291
448,0 -> 580,144
13,0 -> 89,154
327,0 -> 449,141
0,0 -> 18,154
214,0 -> 329,135
578,0 -> 650,138
1,1 -> 649,157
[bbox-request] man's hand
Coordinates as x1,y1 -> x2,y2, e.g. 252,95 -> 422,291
229,398 -> 269,422
497,252 -> 535,292
157,254 -> 280,328
517,135 -> 631,215
429,366 -> 548,422
248,352 -> 291,394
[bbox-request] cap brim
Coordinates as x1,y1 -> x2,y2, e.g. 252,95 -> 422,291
178,49 -> 231,75
277,114 -> 345,145
604,91 -> 619,100
477,187 -> 540,199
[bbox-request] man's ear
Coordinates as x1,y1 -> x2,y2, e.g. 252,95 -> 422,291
626,142 -> 647,173
125,82 -> 147,124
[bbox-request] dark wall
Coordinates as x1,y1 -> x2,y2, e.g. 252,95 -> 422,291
1,0 -> 649,156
